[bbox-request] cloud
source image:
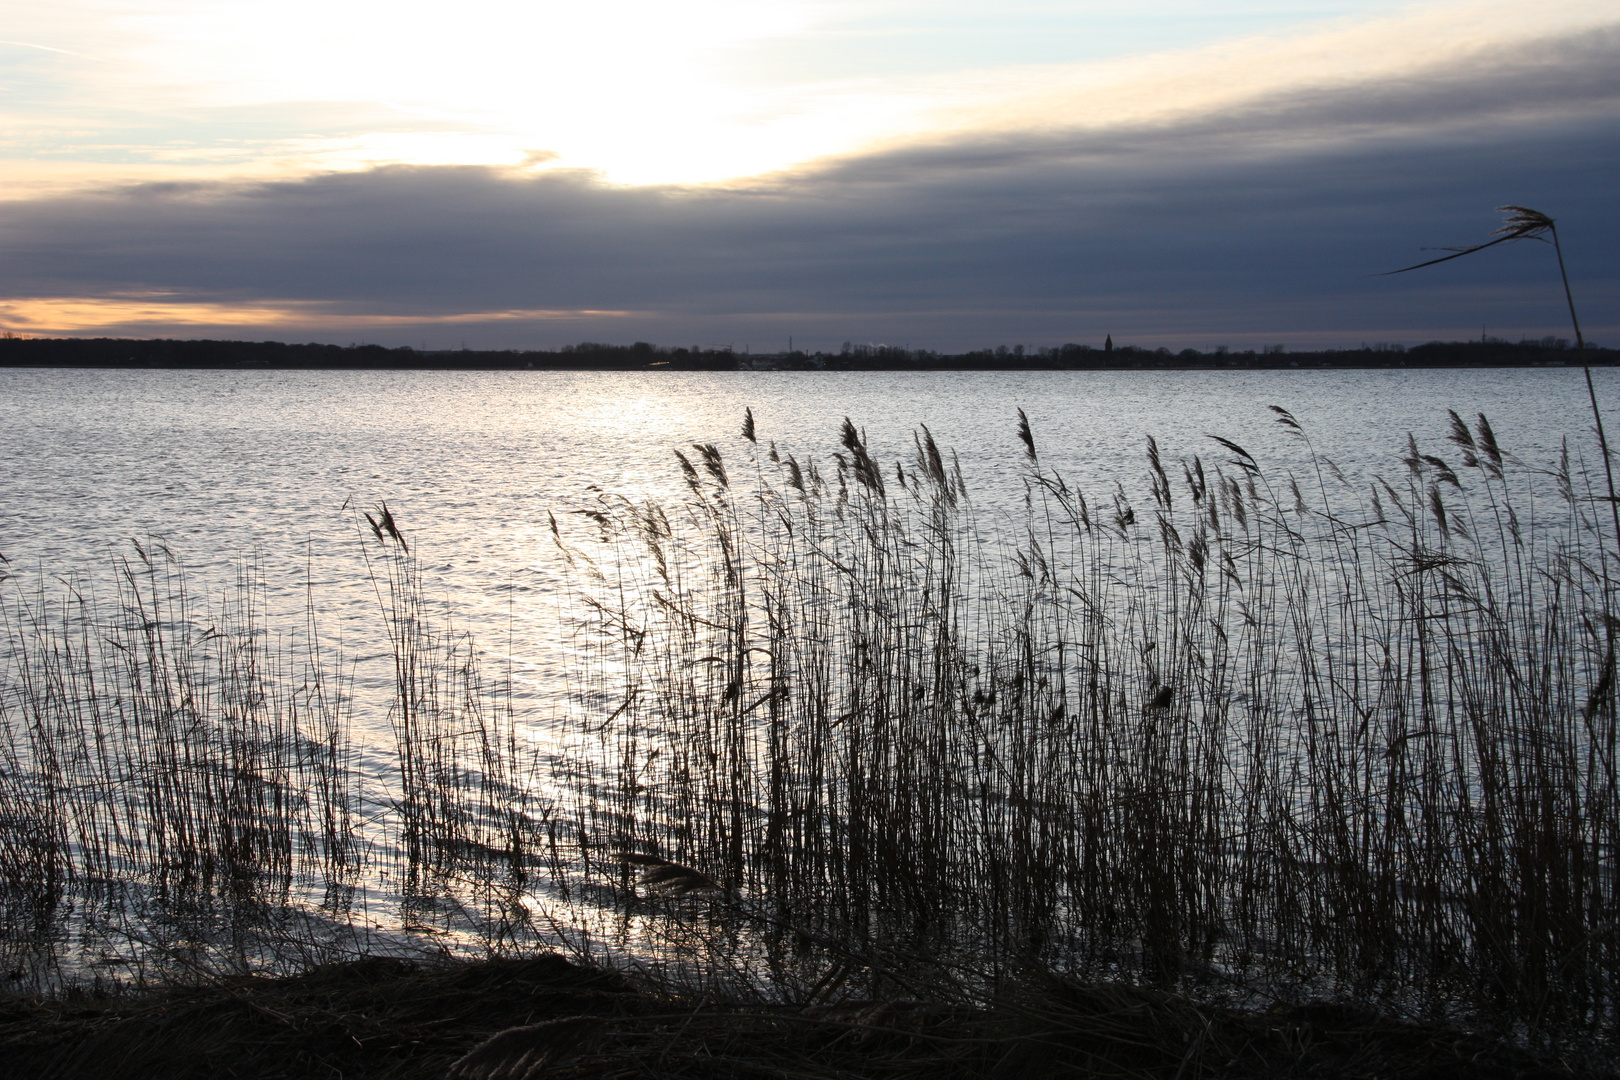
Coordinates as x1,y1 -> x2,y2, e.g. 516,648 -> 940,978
8,0 -> 1615,187
0,296 -> 636,332
1,14 -> 1616,350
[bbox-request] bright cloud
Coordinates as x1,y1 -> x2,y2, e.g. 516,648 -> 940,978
4,0 -> 1615,186
0,0 -> 1615,350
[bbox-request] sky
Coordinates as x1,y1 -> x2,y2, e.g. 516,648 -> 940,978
0,0 -> 1616,351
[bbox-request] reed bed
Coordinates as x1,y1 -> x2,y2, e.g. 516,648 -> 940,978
555,408 -> 1620,1044
0,536 -> 556,989
1,407 -> 1616,1053
0,548 -> 363,986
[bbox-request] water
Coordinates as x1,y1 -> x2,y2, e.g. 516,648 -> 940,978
3,365 -> 1614,723
6,364 -> 1610,571
4,365 -> 1617,986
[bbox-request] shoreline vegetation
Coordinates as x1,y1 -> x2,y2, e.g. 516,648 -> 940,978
5,405 -> 1620,1075
1,334 -> 1614,371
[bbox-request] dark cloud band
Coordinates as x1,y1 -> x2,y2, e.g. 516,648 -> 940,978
1,25 -> 1616,349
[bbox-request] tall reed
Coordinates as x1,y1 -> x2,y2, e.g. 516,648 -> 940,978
2,407 -> 1615,1050
0,547 -> 360,984
556,408 -> 1620,1041
0,524 -> 558,988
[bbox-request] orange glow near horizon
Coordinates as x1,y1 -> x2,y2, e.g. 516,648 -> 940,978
0,296 -> 638,335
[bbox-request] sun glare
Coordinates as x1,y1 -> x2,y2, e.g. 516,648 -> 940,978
4,0 -> 1615,188
114,0 -> 840,183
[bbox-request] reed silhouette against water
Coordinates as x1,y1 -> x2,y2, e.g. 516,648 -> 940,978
558,407 -> 1620,1039
0,535 -> 555,987
1,407 -> 1617,1048
1385,205 -> 1616,546
0,549 -> 363,983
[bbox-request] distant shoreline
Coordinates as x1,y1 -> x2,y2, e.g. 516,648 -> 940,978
1,335 -> 1613,371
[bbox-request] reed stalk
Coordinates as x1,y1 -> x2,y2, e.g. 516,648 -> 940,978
1,408 -> 1616,1051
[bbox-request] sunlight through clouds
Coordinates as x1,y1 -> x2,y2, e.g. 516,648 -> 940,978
1,0 -> 1617,186
51,0 -> 829,183
129,0 -> 807,108
0,294 -> 638,333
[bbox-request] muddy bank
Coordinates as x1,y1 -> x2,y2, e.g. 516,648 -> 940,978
0,954 -> 1610,1079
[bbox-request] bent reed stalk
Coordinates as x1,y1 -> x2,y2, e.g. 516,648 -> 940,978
1,410 -> 1616,1051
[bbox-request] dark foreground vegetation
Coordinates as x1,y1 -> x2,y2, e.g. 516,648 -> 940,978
4,404 -> 1620,1074
0,334 -> 1612,370
2,952 -> 1607,1079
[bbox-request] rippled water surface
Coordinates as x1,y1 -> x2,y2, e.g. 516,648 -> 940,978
3,365 -> 1616,719
5,363 -> 1620,984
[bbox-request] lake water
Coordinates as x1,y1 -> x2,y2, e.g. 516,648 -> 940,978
4,365 -> 1616,723
4,363 -> 1619,985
